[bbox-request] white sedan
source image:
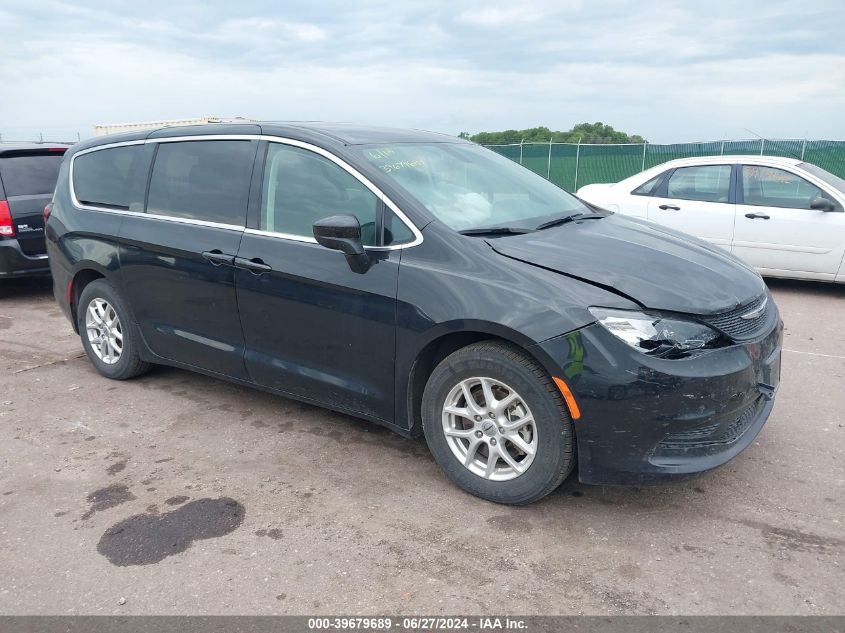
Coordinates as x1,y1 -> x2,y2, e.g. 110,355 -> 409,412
577,156 -> 845,283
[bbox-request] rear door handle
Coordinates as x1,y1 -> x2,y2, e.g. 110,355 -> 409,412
658,204 -> 680,210
744,212 -> 770,220
202,250 -> 235,266
234,256 -> 272,274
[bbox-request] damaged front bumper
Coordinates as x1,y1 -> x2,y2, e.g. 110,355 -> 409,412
533,315 -> 783,485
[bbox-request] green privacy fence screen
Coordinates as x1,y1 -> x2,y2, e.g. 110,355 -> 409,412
484,139 -> 845,192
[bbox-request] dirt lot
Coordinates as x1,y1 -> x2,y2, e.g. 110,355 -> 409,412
0,277 -> 843,615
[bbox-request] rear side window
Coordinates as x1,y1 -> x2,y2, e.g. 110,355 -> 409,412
0,153 -> 64,197
666,165 -> 731,203
147,140 -> 255,225
261,143 -> 379,245
73,145 -> 148,211
742,166 -> 824,209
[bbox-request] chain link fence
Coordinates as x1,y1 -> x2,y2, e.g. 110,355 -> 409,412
484,139 -> 845,192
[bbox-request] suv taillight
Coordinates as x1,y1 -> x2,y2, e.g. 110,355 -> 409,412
43,203 -> 53,223
0,201 -> 14,237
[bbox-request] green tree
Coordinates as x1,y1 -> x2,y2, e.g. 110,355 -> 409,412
464,122 -> 645,144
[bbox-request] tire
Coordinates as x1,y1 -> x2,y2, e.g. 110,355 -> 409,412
77,279 -> 151,380
421,341 -> 575,505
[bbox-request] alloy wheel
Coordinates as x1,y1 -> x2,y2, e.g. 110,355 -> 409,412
441,377 -> 538,481
85,298 -> 123,365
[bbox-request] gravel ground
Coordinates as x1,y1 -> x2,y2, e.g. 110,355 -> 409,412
0,276 -> 843,615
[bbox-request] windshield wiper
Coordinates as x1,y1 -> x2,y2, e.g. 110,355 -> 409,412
535,212 -> 606,231
458,227 -> 535,236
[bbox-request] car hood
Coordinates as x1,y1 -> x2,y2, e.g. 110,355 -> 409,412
489,214 -> 766,316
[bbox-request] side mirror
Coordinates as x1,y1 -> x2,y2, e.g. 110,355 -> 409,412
810,197 -> 840,212
312,215 -> 371,274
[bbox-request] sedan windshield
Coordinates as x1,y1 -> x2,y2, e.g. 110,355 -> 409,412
799,162 -> 845,195
356,142 -> 589,231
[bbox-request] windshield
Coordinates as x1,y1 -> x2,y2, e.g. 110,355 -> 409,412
356,143 -> 588,231
799,162 -> 845,195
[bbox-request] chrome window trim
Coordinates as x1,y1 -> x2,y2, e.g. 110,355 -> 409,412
68,134 -> 424,250
244,228 -> 318,244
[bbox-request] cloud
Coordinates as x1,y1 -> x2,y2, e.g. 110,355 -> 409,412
1,0 -> 843,142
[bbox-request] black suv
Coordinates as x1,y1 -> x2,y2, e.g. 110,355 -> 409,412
46,123 -> 782,504
0,143 -> 69,278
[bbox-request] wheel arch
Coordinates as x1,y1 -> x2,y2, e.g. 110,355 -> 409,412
67,265 -> 111,333
400,322 -> 563,437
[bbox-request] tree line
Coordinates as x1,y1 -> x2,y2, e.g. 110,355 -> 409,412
459,122 -> 646,145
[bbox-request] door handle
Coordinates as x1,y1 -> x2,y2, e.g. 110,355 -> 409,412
658,204 -> 681,210
234,256 -> 272,274
201,250 -> 235,266
744,212 -> 770,220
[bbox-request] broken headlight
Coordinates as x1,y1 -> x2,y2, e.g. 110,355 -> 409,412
589,308 -> 723,358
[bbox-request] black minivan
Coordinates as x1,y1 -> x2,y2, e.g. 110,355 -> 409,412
1,143 -> 69,278
47,123 -> 782,504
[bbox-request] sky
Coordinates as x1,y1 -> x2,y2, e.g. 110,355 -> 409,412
2,0 -> 845,143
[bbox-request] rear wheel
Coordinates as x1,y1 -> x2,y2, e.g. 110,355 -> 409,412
77,279 -> 151,380
422,341 -> 575,504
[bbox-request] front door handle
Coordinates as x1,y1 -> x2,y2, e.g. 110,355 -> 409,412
658,204 -> 681,210
202,250 -> 235,266
744,212 -> 771,220
234,256 -> 272,274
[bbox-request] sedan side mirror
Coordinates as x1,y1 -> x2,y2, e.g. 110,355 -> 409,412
810,197 -> 840,212
313,215 -> 372,274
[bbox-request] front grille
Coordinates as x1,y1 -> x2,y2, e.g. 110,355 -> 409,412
657,398 -> 764,451
700,294 -> 771,340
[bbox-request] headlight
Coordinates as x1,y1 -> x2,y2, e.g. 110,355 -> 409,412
589,307 -> 723,358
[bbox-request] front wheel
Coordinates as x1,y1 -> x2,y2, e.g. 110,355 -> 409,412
77,279 -> 151,380
422,341 -> 575,504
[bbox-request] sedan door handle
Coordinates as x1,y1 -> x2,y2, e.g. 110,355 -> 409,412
234,256 -> 272,274
744,212 -> 771,220
658,204 -> 681,210
202,250 -> 235,266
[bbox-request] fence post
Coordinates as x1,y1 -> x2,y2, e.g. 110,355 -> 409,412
801,139 -> 806,160
720,140 -> 725,155
574,137 -> 582,191
519,138 -> 524,165
547,137 -> 553,180
760,138 -> 765,155
641,143 -> 647,172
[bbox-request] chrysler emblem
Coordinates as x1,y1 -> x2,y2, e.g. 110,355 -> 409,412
740,297 -> 767,320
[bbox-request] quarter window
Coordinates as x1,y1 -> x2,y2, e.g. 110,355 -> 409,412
146,140 -> 255,225
73,146 -> 148,211
742,166 -> 824,209
383,208 -> 414,246
666,165 -> 731,203
261,144 -> 379,246
631,173 -> 663,196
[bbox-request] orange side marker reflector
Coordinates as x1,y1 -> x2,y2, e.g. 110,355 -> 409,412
553,376 -> 581,420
